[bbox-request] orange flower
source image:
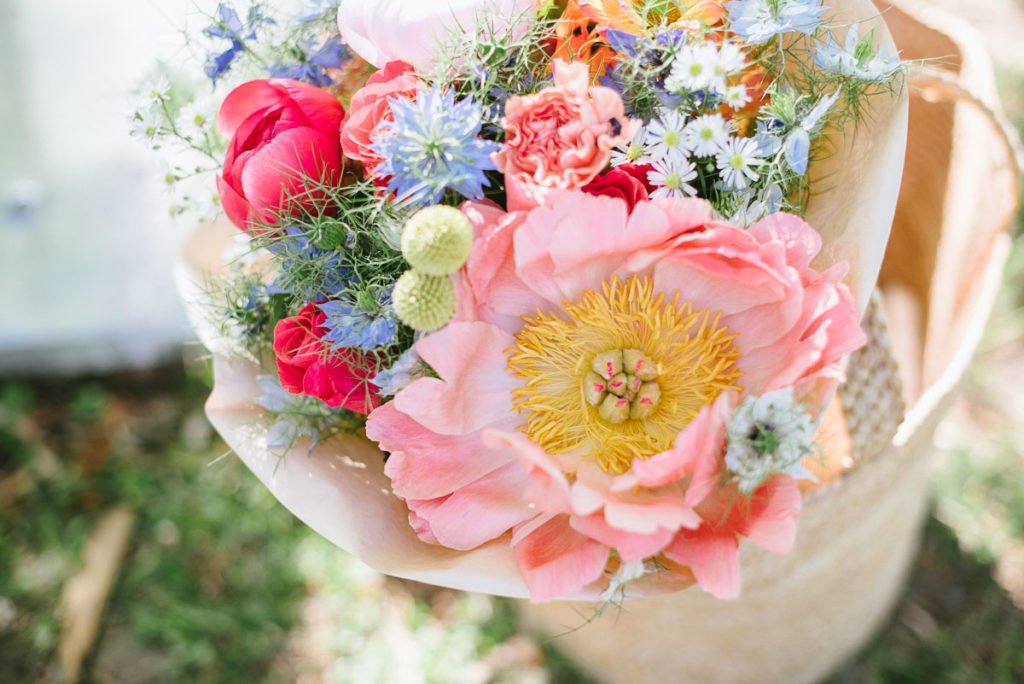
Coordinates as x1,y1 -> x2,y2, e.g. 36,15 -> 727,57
550,0 -> 619,77
576,0 -> 727,34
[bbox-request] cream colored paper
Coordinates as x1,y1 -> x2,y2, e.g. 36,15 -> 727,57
174,0 -> 909,600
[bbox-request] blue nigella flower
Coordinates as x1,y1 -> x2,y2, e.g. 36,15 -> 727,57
372,85 -> 501,208
268,35 -> 350,88
266,227 -> 348,300
203,3 -> 273,84
813,24 -> 901,81
319,295 -> 399,351
727,0 -> 827,45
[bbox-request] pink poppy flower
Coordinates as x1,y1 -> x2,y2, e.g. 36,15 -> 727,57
367,192 -> 865,600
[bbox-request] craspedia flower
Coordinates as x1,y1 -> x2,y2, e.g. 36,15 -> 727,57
401,206 -> 474,276
392,270 -> 456,331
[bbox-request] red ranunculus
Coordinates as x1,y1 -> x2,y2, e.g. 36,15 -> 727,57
339,61 -> 420,177
582,166 -> 651,212
273,303 -> 381,414
217,79 -> 346,232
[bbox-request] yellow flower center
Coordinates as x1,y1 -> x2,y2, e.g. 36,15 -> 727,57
508,276 -> 744,474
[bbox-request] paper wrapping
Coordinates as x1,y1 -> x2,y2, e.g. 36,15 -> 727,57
173,0 -> 909,600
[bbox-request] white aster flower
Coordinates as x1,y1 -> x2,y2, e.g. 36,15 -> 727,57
666,43 -> 720,93
147,75 -> 171,104
725,388 -> 817,494
645,111 -> 691,163
716,136 -> 763,190
647,157 -> 698,199
130,100 -> 164,143
714,42 -> 748,81
175,98 -> 216,143
611,124 -> 652,166
684,113 -> 732,157
724,84 -> 752,110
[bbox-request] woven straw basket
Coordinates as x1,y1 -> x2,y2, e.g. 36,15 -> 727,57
518,2 -> 1020,682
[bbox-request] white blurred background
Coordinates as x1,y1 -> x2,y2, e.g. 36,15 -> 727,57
0,0 -> 215,374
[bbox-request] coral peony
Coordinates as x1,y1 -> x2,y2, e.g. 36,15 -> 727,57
368,192 -> 865,600
217,79 -> 345,232
274,303 -> 382,414
494,60 -> 634,210
339,61 -> 420,177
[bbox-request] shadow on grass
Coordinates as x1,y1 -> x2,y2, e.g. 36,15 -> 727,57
829,516 -> 1024,684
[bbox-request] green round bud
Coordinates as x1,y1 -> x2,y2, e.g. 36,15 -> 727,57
401,205 -> 474,276
392,270 -> 456,332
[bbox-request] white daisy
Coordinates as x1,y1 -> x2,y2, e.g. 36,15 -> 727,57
645,111 -> 691,163
724,84 -> 752,110
684,114 -> 732,157
716,136 -> 763,190
725,388 -> 817,494
714,42 -> 748,81
610,124 -> 651,166
666,43 -> 719,93
647,157 -> 698,199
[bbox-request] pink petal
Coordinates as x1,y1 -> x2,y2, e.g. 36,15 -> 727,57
483,429 -> 572,514
218,80 -> 283,136
571,514 -> 674,562
747,212 -> 822,271
741,476 -> 803,555
368,402 -> 516,501
601,486 -> 702,534
238,127 -> 341,221
665,528 -> 741,600
394,322 -> 518,435
512,515 -> 610,602
421,462 -> 535,551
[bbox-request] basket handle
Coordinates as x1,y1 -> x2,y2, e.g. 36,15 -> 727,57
909,66 -> 1022,310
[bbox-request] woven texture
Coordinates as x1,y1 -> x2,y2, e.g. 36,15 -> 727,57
840,292 -> 906,465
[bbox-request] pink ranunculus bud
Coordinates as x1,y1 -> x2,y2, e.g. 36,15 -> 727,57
217,79 -> 345,232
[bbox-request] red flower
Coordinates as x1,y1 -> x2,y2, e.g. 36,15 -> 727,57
217,79 -> 346,232
582,165 -> 651,212
273,303 -> 381,414
339,61 -> 420,177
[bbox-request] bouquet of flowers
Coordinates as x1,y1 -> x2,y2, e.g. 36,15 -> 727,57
145,0 -> 908,602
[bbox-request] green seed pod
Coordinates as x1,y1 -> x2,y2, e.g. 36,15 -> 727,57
392,270 -> 456,332
401,205 -> 474,276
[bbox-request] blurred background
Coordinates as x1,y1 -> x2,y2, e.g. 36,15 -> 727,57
1,0 -> 1023,682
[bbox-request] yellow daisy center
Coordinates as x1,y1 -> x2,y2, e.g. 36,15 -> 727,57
508,276 -> 744,474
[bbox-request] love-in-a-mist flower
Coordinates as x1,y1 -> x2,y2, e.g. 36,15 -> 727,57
685,114 -> 732,157
814,24 -> 902,82
647,158 -> 698,199
319,294 -> 399,351
367,194 -> 865,601
728,0 -> 827,45
725,388 -> 817,494
373,85 -> 501,208
716,136 -> 763,190
645,110 -> 692,163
